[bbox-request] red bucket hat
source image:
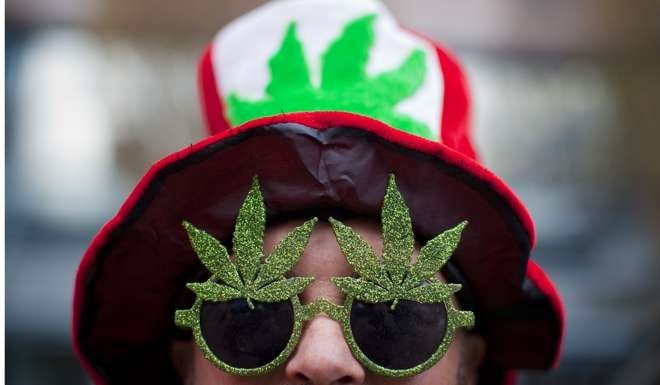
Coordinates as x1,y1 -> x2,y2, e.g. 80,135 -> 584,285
72,1 -> 564,384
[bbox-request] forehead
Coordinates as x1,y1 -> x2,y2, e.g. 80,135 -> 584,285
264,218 -> 389,304
263,219 -> 377,279
262,217 -> 422,277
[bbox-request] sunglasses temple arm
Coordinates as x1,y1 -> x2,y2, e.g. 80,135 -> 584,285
174,309 -> 195,329
449,308 -> 476,330
301,298 -> 347,322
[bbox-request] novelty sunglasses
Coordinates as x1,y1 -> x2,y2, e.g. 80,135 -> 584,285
175,175 -> 475,377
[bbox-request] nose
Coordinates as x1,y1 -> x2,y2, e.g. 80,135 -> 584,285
285,316 -> 365,385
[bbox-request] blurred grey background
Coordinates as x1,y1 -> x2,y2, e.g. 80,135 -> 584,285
5,0 -> 660,384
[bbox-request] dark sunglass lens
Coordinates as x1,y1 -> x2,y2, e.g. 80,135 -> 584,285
200,299 -> 294,368
350,299 -> 448,369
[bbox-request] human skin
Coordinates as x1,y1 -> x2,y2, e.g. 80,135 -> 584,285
171,219 -> 485,385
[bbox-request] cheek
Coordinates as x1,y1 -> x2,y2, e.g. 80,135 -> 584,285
188,346 -> 284,385
188,347 -> 234,385
363,336 -> 462,385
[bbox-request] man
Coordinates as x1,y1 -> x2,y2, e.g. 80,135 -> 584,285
72,1 -> 563,385
170,216 -> 488,385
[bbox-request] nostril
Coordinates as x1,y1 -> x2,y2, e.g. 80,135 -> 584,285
336,375 -> 354,384
296,372 -> 311,384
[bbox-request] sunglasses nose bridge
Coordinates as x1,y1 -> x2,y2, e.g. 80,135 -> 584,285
301,298 -> 346,322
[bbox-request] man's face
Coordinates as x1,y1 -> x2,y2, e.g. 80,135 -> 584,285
171,219 -> 484,385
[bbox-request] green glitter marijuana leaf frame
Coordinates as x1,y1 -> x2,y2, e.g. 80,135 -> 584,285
175,175 -> 474,377
226,14 -> 434,139
328,175 -> 474,376
175,177 -> 317,375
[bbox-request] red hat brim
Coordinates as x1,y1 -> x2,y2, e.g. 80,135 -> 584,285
72,111 -> 563,384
